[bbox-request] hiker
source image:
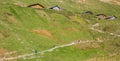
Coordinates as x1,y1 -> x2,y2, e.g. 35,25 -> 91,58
34,50 -> 38,54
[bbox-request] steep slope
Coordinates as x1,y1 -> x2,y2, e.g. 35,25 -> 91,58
0,0 -> 120,61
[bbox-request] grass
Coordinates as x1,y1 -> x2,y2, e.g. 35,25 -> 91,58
0,0 -> 120,61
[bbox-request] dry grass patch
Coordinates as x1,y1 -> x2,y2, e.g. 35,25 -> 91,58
32,29 -> 53,38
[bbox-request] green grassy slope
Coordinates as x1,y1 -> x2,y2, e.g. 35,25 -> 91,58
0,0 -> 120,61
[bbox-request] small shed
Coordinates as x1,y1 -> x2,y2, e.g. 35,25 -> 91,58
27,3 -> 45,9
84,11 -> 93,15
96,14 -> 107,19
49,5 -> 61,10
105,16 -> 117,20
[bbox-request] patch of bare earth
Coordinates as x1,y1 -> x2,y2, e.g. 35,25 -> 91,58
8,16 -> 18,24
112,0 -> 120,5
32,29 -> 53,38
5,12 -> 18,24
0,48 -> 7,57
100,0 -> 120,5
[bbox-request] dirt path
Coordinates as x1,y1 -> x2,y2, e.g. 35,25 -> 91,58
0,40 -> 102,61
90,27 -> 120,37
90,23 -> 120,37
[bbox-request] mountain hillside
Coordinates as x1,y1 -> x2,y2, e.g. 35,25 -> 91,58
0,0 -> 120,61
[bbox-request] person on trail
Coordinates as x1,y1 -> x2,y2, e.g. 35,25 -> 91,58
34,50 -> 38,54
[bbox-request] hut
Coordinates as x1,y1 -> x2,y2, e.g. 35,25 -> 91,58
49,5 -> 61,10
105,16 -> 117,20
96,14 -> 107,19
27,3 -> 45,9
